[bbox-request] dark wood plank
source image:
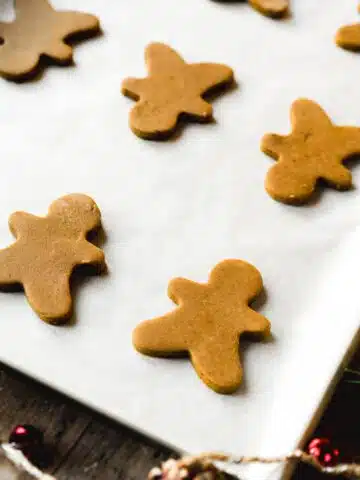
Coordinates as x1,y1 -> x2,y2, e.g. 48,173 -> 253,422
54,418 -> 173,479
0,363 -> 92,469
0,362 -> 174,479
2,352 -> 360,479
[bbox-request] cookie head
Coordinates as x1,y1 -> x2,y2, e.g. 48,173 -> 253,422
265,158 -> 318,204
129,102 -> 179,140
209,259 -> 263,303
48,194 -> 101,234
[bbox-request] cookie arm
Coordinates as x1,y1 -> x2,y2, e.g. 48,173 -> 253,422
58,10 -> 100,37
133,310 -> 187,356
121,78 -> 147,100
290,98 -> 333,133
168,277 -> 204,306
8,212 -> 43,238
261,133 -> 286,159
0,246 -> 22,285
189,63 -> 234,96
44,42 -> 73,63
336,126 -> 360,159
190,336 -> 242,394
242,309 -> 270,336
15,0 -> 53,18
74,241 -> 105,270
182,98 -> 212,120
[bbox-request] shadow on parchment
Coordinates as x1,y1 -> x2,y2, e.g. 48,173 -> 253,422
66,225 -> 108,328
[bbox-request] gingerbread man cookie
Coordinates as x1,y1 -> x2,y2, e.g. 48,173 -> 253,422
133,259 -> 270,394
0,0 -> 100,80
261,99 -> 360,204
121,43 -> 234,140
0,194 -> 105,324
336,6 -> 360,51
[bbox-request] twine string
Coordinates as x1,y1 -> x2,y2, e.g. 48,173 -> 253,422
151,450 -> 360,479
199,449 -> 360,476
3,439 -> 360,479
0,443 -> 56,480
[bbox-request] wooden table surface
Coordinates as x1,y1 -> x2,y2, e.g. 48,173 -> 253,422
0,353 -> 359,480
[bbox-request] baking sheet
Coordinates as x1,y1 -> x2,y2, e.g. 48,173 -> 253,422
0,0 -> 360,478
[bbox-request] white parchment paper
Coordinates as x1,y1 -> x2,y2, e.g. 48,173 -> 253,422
0,1 -> 360,478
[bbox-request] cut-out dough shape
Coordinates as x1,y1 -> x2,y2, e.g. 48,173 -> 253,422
121,42 -> 234,139
0,194 -> 105,324
261,98 -> 360,204
0,0 -> 100,80
249,0 -> 289,18
133,259 -> 270,394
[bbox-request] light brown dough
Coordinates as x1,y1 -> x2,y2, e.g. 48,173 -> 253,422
249,0 -> 289,18
133,259 -> 270,394
0,0 -> 100,80
336,24 -> 360,51
121,43 -> 234,140
0,194 -> 105,324
261,98 -> 360,204
336,4 -> 360,51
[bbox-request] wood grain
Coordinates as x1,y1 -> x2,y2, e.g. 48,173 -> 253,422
0,363 -> 173,479
0,354 -> 358,479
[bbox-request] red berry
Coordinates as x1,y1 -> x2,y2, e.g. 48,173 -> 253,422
307,437 -> 339,466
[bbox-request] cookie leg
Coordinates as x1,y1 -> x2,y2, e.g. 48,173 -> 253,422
59,11 -> 100,38
182,98 -> 212,121
45,42 -> 73,64
249,0 -> 288,18
24,275 -> 72,324
323,164 -> 352,190
190,338 -> 242,394
336,24 -> 360,51
265,162 -> 317,204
